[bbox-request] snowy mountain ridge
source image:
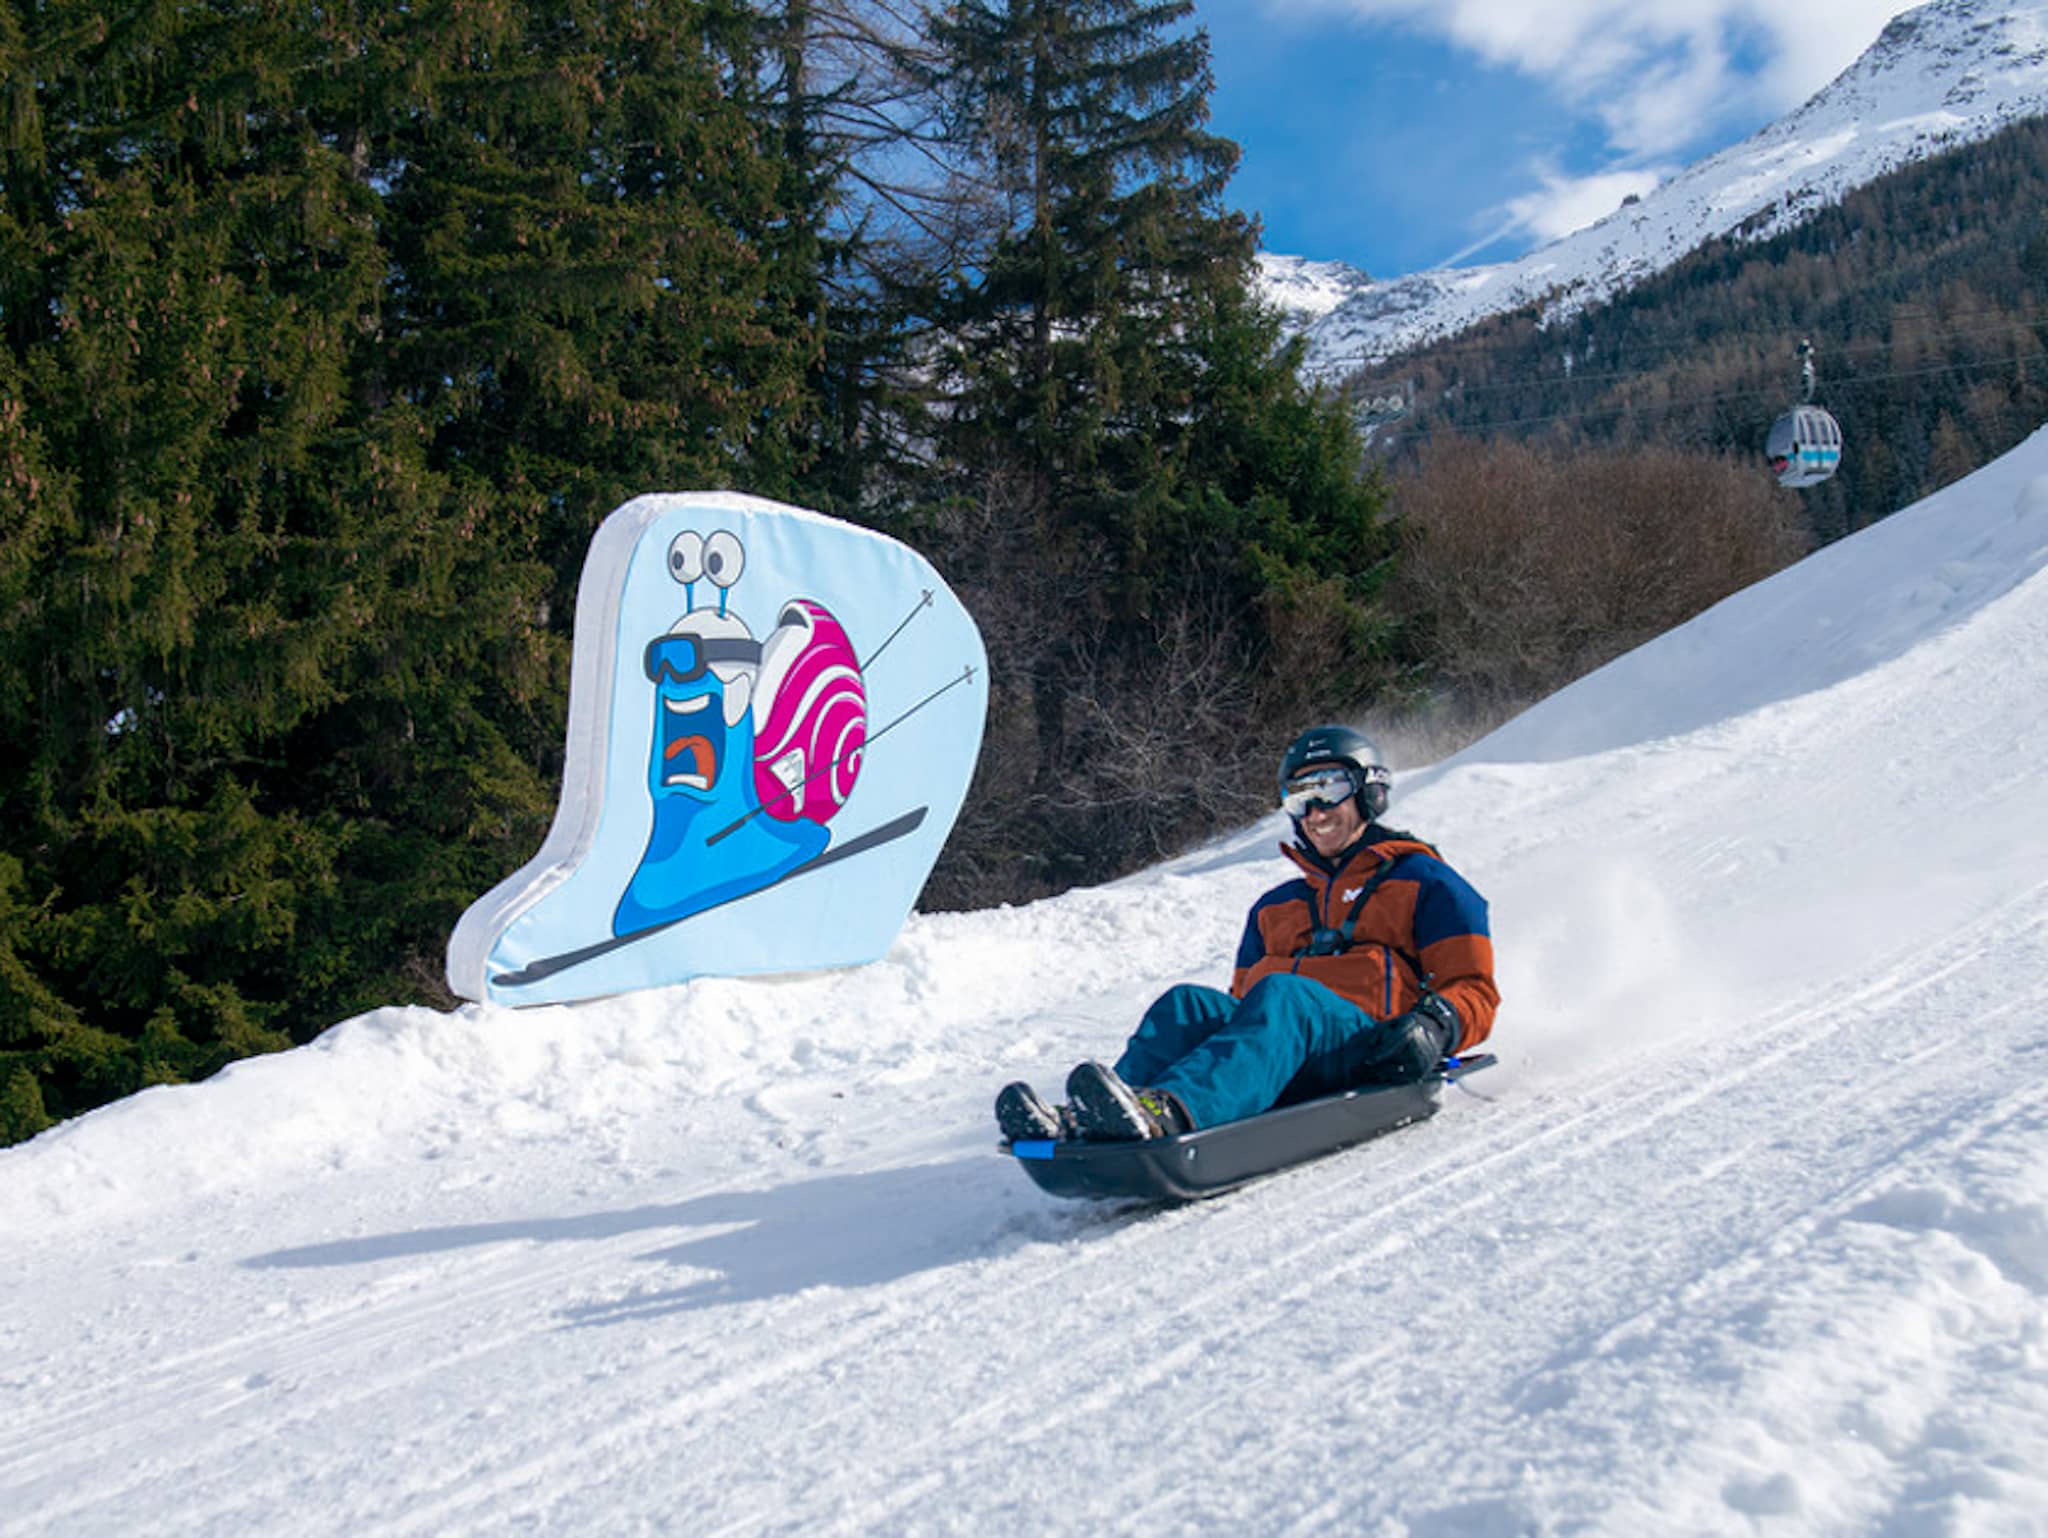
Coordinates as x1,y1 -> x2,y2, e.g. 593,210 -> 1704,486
1263,0 -> 2048,380
1251,251 -> 1374,322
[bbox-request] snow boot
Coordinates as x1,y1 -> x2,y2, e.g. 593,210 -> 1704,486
995,1082 -> 1072,1143
1064,1061 -> 1194,1142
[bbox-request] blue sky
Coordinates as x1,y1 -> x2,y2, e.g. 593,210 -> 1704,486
1197,0 -> 1925,276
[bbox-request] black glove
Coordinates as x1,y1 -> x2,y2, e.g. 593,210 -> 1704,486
1364,994 -> 1460,1085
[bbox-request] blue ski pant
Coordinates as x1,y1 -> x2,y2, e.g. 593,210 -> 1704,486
1112,975 -> 1387,1131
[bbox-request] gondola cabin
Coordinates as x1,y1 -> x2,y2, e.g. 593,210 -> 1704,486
1766,404 -> 1842,489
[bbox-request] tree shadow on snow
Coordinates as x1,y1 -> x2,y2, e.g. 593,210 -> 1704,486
242,1154 -> 1130,1324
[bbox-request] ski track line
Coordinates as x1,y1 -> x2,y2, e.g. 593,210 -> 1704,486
660,1108 -> 1627,1537
813,1022 -> 2036,1538
1094,1089 -> 2042,1529
1269,1061 -> 2048,1537
67,1195 -> 1013,1538
0,1245 -> 686,1530
19,1040 -> 2015,1538
1013,1063 -> 1890,1478
0,1190 -> 714,1470
114,1022 -> 1253,1531
2,1223 -> 564,1425
408,1022 -> 1857,1538
0,1003 -> 1982,1538
170,1126 -> 1229,1538
1212,913 -> 2048,1531
5,1271 -> 501,1483
679,1056 -> 1703,1482
348,1200 -> 1185,1537
0,1003 -> 1064,1457
3,1145 -> 1055,1533
12,1069 -> 1137,1533
149,1166 -> 1083,1538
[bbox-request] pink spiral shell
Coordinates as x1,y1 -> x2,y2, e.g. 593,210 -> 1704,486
752,600 -> 866,823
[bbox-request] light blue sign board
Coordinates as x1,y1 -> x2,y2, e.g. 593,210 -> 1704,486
447,492 -> 987,1007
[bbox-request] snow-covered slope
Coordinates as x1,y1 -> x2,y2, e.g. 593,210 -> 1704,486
1270,0 -> 2048,380
1254,251 -> 1374,330
6,429 -> 2048,1532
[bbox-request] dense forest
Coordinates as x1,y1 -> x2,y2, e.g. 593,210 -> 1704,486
0,0 -> 2032,1143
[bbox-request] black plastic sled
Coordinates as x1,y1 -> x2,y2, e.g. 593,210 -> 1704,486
1005,1055 -> 1496,1203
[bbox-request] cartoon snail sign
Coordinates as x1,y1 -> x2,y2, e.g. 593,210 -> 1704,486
446,492 -> 987,1008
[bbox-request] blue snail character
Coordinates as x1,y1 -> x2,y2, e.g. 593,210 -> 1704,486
612,529 -> 861,938
444,490 -> 987,1006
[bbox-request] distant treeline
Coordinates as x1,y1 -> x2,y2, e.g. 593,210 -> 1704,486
0,0 -> 2015,1144
1350,115 -> 2048,547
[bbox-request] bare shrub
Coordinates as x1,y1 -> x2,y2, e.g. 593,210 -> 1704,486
913,475 -> 1396,908
1392,435 -> 1811,717
1251,572 -> 1402,731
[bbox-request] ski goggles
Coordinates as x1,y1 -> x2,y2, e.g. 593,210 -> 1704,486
643,633 -> 762,685
1280,765 -> 1361,818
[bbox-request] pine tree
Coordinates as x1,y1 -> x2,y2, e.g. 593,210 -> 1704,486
927,0 -> 1248,551
1,0 -> 390,1124
908,0 -> 1395,902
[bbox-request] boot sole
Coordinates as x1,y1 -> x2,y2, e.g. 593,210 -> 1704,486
995,1082 -> 1063,1143
1064,1061 -> 1154,1141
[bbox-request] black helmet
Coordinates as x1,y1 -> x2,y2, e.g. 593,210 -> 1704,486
1277,724 -> 1391,822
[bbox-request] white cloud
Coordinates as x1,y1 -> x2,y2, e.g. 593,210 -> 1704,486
1283,0 -> 1921,156
1748,0 -> 1927,108
1509,165 -> 1669,240
1268,0 -> 1922,261
1437,162 -> 1670,264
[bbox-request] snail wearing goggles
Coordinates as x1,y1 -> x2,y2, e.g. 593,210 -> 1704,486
641,530 -> 867,821
615,529 -> 867,938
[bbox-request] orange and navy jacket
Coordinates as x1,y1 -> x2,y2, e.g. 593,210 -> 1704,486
1231,830 -> 1499,1051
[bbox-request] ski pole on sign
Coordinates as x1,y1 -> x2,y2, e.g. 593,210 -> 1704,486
706,666 -> 977,847
859,590 -> 933,673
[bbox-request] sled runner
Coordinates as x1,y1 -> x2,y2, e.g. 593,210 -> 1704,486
1005,1054 -> 1495,1203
